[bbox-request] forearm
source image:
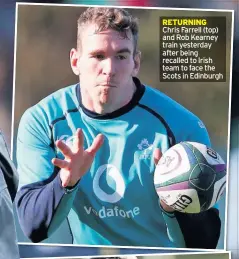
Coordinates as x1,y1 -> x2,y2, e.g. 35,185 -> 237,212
162,205 -> 221,249
16,172 -> 77,242
161,206 -> 186,248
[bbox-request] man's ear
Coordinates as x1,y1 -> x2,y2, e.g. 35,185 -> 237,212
70,48 -> 80,76
132,50 -> 141,77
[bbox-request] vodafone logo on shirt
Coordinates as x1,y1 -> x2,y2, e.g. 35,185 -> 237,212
93,164 -> 125,203
84,163 -> 141,219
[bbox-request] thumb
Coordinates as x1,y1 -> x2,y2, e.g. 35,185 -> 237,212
60,169 -> 71,188
154,148 -> 162,166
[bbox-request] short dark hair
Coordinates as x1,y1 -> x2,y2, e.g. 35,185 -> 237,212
77,7 -> 139,55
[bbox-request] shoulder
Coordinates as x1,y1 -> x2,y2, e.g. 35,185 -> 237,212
140,85 -> 196,119
18,84 -> 78,142
139,85 -> 210,145
27,84 -> 78,123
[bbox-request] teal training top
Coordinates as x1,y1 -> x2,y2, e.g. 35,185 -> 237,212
16,78 -> 212,247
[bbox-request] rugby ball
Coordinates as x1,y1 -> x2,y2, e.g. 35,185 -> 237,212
154,142 -> 226,213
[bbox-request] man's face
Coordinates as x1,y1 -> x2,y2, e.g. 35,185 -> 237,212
70,23 -> 140,113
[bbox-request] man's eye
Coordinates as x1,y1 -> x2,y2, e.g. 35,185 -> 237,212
116,55 -> 127,60
94,54 -> 105,60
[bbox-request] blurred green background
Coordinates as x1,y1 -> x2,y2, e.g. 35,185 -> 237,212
13,5 -> 232,248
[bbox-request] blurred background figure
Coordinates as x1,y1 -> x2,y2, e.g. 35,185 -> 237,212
0,131 -> 19,258
0,0 -> 16,145
0,3 -> 20,258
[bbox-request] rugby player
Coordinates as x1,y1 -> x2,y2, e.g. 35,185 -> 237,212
16,7 -> 221,248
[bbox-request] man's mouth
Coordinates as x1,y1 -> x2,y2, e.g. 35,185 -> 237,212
99,84 -> 116,87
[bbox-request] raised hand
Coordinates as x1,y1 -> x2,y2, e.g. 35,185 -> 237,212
52,128 -> 104,188
154,148 -> 174,213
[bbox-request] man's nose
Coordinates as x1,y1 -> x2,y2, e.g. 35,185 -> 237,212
102,58 -> 116,76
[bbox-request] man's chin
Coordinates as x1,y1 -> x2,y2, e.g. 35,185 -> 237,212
98,99 -> 115,113
99,94 -> 112,105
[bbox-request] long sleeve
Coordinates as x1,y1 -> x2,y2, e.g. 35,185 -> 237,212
15,107 -> 77,242
16,172 -> 78,242
161,116 -> 221,248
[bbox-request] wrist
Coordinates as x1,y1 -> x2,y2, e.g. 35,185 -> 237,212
61,177 -> 81,194
59,169 -> 81,188
64,182 -> 80,194
160,200 -> 175,213
65,179 -> 81,188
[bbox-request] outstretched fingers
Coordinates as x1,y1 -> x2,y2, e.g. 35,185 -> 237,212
73,128 -> 84,154
86,134 -> 104,157
154,148 -> 162,166
52,132 -> 104,188
55,140 -> 73,158
52,158 -> 70,169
